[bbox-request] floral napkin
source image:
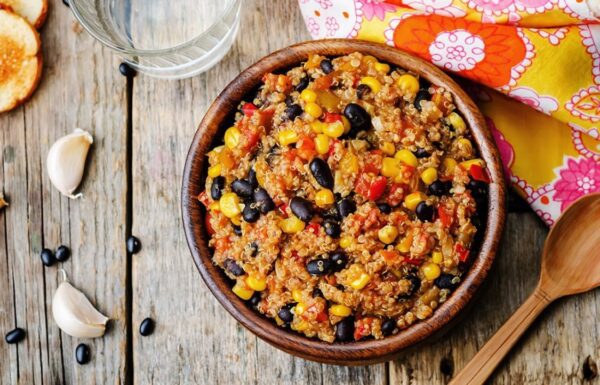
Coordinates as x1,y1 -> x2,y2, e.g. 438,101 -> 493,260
298,0 -> 600,226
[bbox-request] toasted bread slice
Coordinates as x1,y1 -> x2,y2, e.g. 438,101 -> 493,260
0,0 -> 47,28
0,8 -> 42,113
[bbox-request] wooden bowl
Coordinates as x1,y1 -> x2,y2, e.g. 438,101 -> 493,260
182,39 -> 506,365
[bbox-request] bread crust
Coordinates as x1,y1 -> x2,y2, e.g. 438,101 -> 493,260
0,0 -> 48,28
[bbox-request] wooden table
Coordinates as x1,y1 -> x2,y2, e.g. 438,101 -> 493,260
1,1 -> 598,384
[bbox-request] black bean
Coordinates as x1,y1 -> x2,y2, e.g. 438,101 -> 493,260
414,147 -> 430,158
407,274 -> 421,296
5,328 -> 25,344
322,205 -> 341,222
284,104 -> 303,121
415,201 -> 434,222
278,304 -> 295,323
356,84 -> 371,99
468,179 -> 488,198
324,221 -> 341,238
40,248 -> 56,267
290,197 -> 314,222
343,103 -> 371,136
55,245 -> 71,262
75,343 -> 91,365
306,258 -> 333,276
285,95 -> 294,106
335,317 -> 355,342
210,176 -> 226,200
232,225 -> 242,236
435,273 -> 459,290
377,203 -> 391,214
331,251 -> 348,272
231,179 -> 253,197
428,180 -> 451,197
249,242 -> 259,257
224,258 -> 245,276
337,197 -> 356,217
139,318 -> 155,336
320,59 -> 333,74
125,236 -> 142,255
381,319 -> 397,336
309,158 -> 334,189
242,204 -> 260,223
295,76 -> 309,92
247,169 -> 258,189
254,188 -> 275,213
248,292 -> 262,307
414,89 -> 430,111
118,62 -> 136,77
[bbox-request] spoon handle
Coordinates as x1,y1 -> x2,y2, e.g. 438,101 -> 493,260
449,287 -> 552,385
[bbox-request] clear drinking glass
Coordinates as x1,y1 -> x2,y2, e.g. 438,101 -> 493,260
69,0 -> 241,79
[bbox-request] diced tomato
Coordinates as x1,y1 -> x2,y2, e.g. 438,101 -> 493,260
438,205 -> 454,227
323,112 -> 343,123
306,222 -> 320,234
316,311 -> 328,323
278,203 -> 289,218
386,183 -> 406,207
283,148 -> 298,162
470,164 -> 490,183
296,135 -> 316,161
381,250 -> 400,264
356,174 -> 387,201
241,129 -> 260,151
257,108 -> 275,131
362,150 -> 383,174
313,73 -> 333,90
241,102 -> 258,117
404,257 -> 423,266
455,243 -> 470,263
204,213 -> 215,235
197,191 -> 210,207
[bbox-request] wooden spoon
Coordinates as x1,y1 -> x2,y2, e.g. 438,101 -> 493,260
450,193 -> 600,385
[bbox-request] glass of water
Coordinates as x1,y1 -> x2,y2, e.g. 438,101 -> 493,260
69,0 -> 241,79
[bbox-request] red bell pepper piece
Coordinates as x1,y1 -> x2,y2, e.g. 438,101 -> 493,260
241,102 -> 258,117
197,191 -> 210,207
205,213 -> 215,235
470,164 -> 490,183
455,243 -> 470,263
323,112 -> 342,123
438,205 -> 454,227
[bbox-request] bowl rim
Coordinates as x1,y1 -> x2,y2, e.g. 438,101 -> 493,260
181,39 -> 506,365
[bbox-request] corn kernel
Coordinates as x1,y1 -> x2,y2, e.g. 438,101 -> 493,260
432,251 -> 443,264
442,158 -> 458,175
363,55 -> 377,64
208,164 -> 222,178
423,263 -> 441,280
351,273 -> 371,290
378,225 -> 399,244
219,192 -> 241,218
340,236 -> 352,249
305,102 -> 323,118
294,302 -> 307,315
381,157 -> 402,178
340,153 -> 359,173
315,189 -> 335,207
330,304 -> 352,317
278,129 -> 299,146
310,121 -> 324,134
360,76 -> 382,94
219,148 -> 235,169
447,112 -> 466,131
396,74 -> 420,95
300,89 -> 317,103
459,158 -> 485,170
455,137 -> 473,153
374,62 -> 390,73
246,275 -> 267,291
224,126 -> 241,149
420,167 -> 438,185
280,215 -> 306,233
323,121 -> 344,138
396,235 -> 412,253
232,282 -> 254,300
404,192 -> 426,211
380,142 -> 395,156
315,134 -> 330,155
292,289 -> 303,303
292,320 -> 309,331
394,149 -> 418,167
341,116 -> 351,134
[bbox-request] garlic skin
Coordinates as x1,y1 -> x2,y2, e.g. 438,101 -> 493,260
47,129 -> 93,199
0,196 -> 8,209
52,273 -> 109,338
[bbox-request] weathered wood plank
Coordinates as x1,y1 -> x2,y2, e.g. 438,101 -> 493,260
0,1 -> 128,383
130,1 -> 386,384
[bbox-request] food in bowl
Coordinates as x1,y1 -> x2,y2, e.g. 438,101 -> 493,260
197,52 -> 489,343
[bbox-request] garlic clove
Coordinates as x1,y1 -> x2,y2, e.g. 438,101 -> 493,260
52,271 -> 109,338
0,195 -> 8,210
47,129 -> 93,199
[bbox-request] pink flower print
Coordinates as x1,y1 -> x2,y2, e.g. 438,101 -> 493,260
358,0 -> 397,21
325,16 -> 339,36
465,0 -> 553,14
307,17 -> 320,36
553,157 -> 600,211
315,0 -> 333,9
486,117 -> 515,181
508,87 -> 559,115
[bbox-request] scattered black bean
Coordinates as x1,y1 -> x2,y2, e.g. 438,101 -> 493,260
248,292 -> 262,307
210,176 -> 226,200
247,169 -> 258,189
139,318 -> 155,336
414,89 -> 430,111
231,179 -> 253,197
118,62 -> 136,77
242,204 -> 260,223
306,258 -> 333,276
337,197 -> 356,217
309,158 -> 334,189
284,104 -> 303,121
356,84 -> 371,99
40,248 -> 56,267
5,328 -> 25,344
253,188 -> 275,213
322,205 -> 341,222
381,319 -> 396,336
284,95 -> 294,107
249,242 -> 259,257
468,179 -> 488,198
335,317 -> 355,342
413,147 -> 430,158
331,251 -> 348,272
343,103 -> 372,136
224,258 -> 245,276
377,203 -> 391,214
75,343 -> 91,365
415,201 -> 434,222
55,245 -> 71,262
403,274 -> 421,297
435,273 -> 459,290
312,288 -> 324,298
278,304 -> 295,323
323,221 -> 341,238
232,225 -> 242,236
428,180 -> 451,197
290,197 -> 314,222
295,76 -> 309,92
320,59 -> 333,74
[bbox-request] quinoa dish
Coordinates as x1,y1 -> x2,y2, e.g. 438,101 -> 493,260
197,52 -> 489,343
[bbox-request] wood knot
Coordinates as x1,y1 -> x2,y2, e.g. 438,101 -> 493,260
583,355 -> 598,381
440,356 -> 454,377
